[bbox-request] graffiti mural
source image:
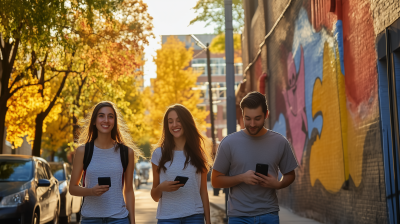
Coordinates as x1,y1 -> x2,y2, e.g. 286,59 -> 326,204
282,47 -> 307,163
244,0 -> 391,222
271,6 -> 378,193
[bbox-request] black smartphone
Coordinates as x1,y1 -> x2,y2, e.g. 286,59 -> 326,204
174,176 -> 189,187
255,163 -> 269,177
98,177 -> 111,187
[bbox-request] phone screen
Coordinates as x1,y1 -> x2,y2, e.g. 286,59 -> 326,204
255,163 -> 269,177
98,177 -> 111,187
174,176 -> 189,187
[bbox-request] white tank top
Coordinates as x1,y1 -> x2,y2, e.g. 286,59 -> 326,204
81,145 -> 129,218
151,147 -> 204,219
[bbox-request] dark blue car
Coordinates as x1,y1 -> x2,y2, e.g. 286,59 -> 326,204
0,155 -> 60,224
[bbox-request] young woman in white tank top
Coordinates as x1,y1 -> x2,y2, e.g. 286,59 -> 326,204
69,101 -> 142,224
150,104 -> 212,224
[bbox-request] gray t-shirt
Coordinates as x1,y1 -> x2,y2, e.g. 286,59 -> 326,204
151,148 -> 204,219
213,130 -> 298,217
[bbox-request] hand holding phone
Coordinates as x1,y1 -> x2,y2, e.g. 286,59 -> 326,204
255,163 -> 269,177
98,177 -> 111,187
91,184 -> 109,196
159,180 -> 184,192
174,176 -> 189,187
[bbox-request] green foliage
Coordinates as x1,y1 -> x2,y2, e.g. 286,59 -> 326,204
139,141 -> 152,159
189,0 -> 244,34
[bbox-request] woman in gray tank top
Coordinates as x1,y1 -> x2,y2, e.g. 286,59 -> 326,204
150,104 -> 212,224
69,101 -> 143,224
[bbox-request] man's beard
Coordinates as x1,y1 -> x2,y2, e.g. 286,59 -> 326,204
245,125 -> 264,135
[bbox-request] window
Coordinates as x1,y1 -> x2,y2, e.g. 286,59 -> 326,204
51,163 -> 66,181
213,105 -> 218,119
192,58 -> 207,76
37,162 -> 48,180
222,128 -> 227,137
235,63 -> 243,75
44,163 -> 52,179
0,160 -> 33,182
223,105 -> 227,120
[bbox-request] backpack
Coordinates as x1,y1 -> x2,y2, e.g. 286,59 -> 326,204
82,141 -> 129,188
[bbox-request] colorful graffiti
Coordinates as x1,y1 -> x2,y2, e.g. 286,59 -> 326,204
282,47 -> 307,163
272,7 -> 378,192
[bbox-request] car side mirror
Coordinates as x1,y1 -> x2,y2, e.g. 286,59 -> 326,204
38,179 -> 51,187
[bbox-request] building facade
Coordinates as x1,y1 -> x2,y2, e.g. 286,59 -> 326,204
161,35 -> 243,144
240,0 -> 400,223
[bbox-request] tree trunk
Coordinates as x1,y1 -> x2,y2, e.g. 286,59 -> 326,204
50,150 -> 55,162
0,36 -> 20,154
0,105 -> 8,153
32,114 -> 44,156
73,114 -> 79,143
31,72 -> 69,156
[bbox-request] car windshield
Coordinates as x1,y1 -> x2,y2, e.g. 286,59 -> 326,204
50,164 -> 65,181
0,160 -> 33,182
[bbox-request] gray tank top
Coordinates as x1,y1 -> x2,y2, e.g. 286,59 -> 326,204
81,145 -> 129,218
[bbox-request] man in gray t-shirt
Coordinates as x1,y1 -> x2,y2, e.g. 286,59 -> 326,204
212,91 -> 298,223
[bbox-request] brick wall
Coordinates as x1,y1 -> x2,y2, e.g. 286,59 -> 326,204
371,0 -> 400,35
241,0 -> 398,223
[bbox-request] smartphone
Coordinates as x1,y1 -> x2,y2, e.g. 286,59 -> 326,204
255,163 -> 269,177
174,176 -> 189,187
98,177 -> 111,187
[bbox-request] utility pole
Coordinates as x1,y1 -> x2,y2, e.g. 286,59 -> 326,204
206,43 -> 217,151
224,0 -> 236,221
190,35 -> 216,152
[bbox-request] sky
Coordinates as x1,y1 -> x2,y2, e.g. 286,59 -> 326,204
142,0 -> 216,86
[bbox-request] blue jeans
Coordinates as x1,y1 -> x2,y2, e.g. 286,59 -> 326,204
157,214 -> 204,224
228,212 -> 279,224
80,216 -> 130,224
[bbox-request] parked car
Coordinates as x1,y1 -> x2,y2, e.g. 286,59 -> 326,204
136,161 -> 150,186
49,162 -> 82,223
134,170 -> 140,189
0,154 -> 60,224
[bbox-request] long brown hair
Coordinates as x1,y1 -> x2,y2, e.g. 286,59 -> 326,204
156,104 -> 212,173
78,101 -> 143,157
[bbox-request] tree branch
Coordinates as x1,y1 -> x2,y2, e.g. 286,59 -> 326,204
42,72 -> 69,117
50,64 -> 86,74
9,72 -> 61,96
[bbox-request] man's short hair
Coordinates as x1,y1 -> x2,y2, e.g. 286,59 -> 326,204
240,91 -> 268,114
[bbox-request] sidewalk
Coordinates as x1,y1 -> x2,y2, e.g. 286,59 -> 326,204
207,183 -> 322,224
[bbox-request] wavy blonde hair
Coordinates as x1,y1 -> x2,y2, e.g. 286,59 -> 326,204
78,101 -> 143,158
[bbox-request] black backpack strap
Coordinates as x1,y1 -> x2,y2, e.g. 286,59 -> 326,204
120,144 -> 129,171
119,144 -> 129,187
82,141 -> 94,187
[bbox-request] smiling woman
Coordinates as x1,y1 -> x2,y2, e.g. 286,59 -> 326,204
69,101 -> 143,224
150,104 -> 212,224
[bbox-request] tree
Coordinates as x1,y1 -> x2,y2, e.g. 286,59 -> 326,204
0,0 -> 125,153
209,33 -> 242,63
144,36 -> 209,144
2,0 -> 153,156
189,0 -> 244,34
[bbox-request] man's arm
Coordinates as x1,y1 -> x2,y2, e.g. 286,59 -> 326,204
256,170 -> 295,189
211,169 -> 263,188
